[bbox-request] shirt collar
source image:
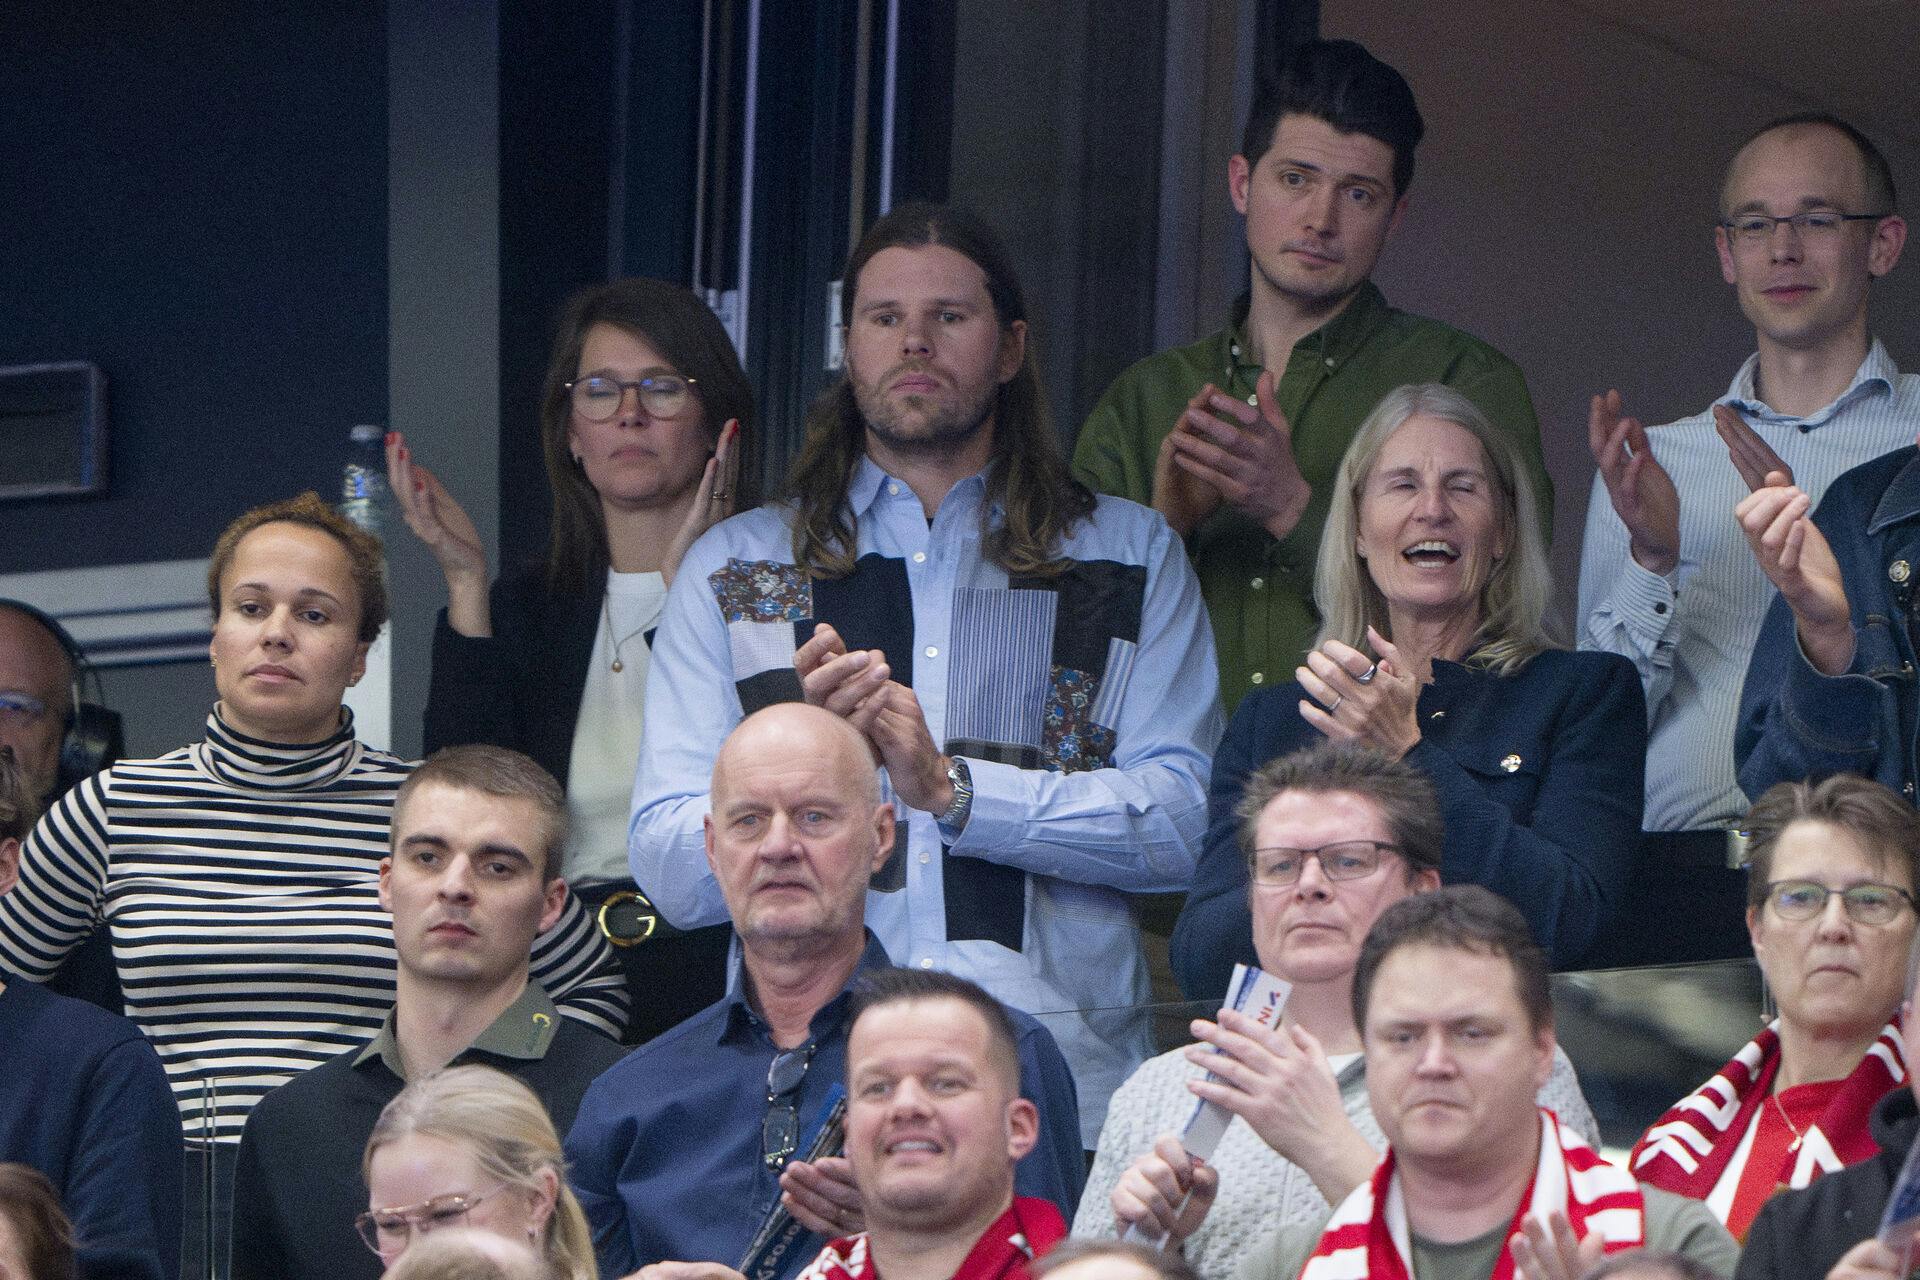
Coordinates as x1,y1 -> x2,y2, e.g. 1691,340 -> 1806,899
352,981 -> 561,1076
849,454 -> 994,522
719,931 -> 893,1046
1720,339 -> 1897,428
1226,280 -> 1391,381
1868,450 -> 1920,537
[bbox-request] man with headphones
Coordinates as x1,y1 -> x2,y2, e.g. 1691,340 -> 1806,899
0,600 -> 121,809
0,600 -> 126,1015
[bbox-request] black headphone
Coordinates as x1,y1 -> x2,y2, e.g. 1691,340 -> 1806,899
0,599 -> 125,795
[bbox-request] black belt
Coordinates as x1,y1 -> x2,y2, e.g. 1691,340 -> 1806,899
1639,828 -> 1751,871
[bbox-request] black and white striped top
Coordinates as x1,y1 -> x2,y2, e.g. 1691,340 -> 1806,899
0,709 -> 628,1142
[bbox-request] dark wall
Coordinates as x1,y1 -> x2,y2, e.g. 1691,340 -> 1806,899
0,4 -> 389,572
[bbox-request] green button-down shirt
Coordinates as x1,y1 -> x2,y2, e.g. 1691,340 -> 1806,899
1072,283 -> 1549,712
353,979 -> 562,1078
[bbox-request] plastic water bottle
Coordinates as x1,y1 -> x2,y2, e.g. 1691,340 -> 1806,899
341,424 -> 391,535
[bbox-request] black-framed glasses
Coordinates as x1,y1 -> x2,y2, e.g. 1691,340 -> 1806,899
762,1041 -> 818,1170
1249,840 -> 1399,887
1765,879 -> 1917,926
1722,210 -> 1890,243
565,374 -> 698,421
354,1185 -> 505,1255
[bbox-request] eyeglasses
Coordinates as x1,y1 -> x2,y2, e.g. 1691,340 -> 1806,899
1249,841 -> 1398,887
1722,210 -> 1890,243
565,374 -> 698,421
762,1041 -> 818,1170
355,1185 -> 506,1255
1765,879 -> 1917,926
0,691 -> 49,725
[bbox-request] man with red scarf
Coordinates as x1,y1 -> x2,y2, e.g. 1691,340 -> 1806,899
797,969 -> 1066,1280
1242,887 -> 1736,1280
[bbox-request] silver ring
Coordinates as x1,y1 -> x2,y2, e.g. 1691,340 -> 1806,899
1355,663 -> 1378,685
1328,694 -> 1344,714
710,488 -> 728,501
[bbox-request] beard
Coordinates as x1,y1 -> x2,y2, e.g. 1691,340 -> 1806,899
852,362 -> 999,456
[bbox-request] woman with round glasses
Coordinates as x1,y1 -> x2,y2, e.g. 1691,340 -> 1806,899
360,1066 -> 594,1280
1630,773 -> 1920,1240
389,279 -> 759,1043
1171,383 -> 1646,998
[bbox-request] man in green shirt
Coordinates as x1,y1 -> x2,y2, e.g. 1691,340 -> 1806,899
1072,39 -> 1548,711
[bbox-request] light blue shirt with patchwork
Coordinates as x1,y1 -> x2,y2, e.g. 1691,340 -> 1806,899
631,456 -> 1223,1143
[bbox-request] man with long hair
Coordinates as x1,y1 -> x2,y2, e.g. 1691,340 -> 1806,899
632,202 -> 1222,1144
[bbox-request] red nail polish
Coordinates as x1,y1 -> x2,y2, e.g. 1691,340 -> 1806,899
385,432 -> 397,446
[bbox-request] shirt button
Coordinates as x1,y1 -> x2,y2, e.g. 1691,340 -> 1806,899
1653,602 -> 1667,614
919,958 -> 935,969
924,646 -> 939,658
1250,672 -> 1265,685
888,483 -> 900,496
913,551 -> 926,563
1325,357 -> 1335,369
1251,577 -> 1265,590
918,852 -> 930,865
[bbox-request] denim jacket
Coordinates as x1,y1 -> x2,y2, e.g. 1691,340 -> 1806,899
1739,446 -> 1920,803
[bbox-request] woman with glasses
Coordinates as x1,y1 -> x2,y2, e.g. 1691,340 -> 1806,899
389,279 -> 758,1043
360,1066 -> 594,1280
1171,383 -> 1647,999
1631,773 -> 1920,1240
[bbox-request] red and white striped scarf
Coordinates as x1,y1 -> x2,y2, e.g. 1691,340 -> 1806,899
1297,1109 -> 1644,1280
795,1198 -> 1065,1280
1630,1018 -> 1903,1199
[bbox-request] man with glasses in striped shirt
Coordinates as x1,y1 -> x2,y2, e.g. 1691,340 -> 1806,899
1580,113 -> 1915,832
568,704 -> 1083,1280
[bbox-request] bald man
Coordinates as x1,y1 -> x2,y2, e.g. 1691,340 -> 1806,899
567,705 -> 1085,1280
0,605 -> 76,808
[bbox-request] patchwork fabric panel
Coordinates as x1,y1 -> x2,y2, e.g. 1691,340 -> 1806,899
710,560 -> 813,714
710,559 -> 811,624
806,554 -> 917,689
1043,664 -> 1119,772
1005,560 -> 1148,773
946,586 -> 1054,757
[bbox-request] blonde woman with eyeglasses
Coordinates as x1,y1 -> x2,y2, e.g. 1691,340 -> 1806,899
361,1066 -> 595,1280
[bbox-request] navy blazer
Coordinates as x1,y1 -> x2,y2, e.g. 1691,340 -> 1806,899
1170,647 -> 1646,999
1738,445 -> 1920,804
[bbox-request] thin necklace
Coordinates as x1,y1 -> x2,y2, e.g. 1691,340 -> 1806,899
602,597 -> 649,673
1769,1091 -> 1806,1152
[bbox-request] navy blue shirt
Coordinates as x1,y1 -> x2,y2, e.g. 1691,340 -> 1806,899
564,935 -> 1085,1280
0,978 -> 182,1280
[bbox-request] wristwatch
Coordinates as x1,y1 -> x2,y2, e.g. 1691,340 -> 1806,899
938,756 -> 974,830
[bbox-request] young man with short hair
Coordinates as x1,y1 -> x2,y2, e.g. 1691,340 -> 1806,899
232,745 -> 623,1280
1580,113 -> 1915,829
796,968 -> 1065,1280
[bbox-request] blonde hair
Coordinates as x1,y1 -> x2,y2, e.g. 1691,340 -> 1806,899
365,1066 -> 596,1280
1313,383 -> 1554,675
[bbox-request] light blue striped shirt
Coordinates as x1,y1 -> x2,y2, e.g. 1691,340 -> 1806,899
1578,340 -> 1920,830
